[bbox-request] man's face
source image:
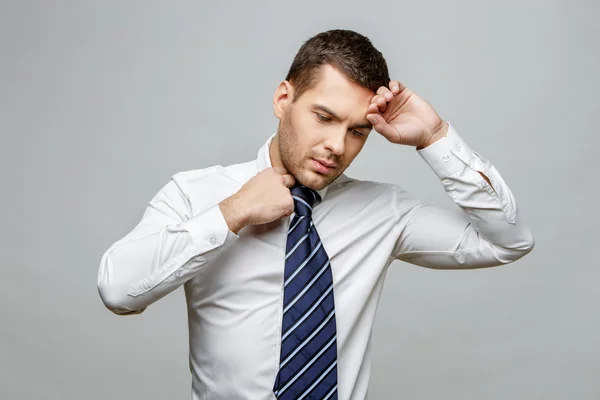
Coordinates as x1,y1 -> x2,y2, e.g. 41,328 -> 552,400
273,64 -> 375,190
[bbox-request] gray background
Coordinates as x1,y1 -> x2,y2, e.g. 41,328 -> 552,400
1,0 -> 598,399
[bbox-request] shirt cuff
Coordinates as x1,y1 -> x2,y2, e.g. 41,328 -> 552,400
416,122 -> 474,179
181,203 -> 239,253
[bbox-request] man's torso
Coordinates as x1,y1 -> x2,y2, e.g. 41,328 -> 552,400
174,159 -> 419,400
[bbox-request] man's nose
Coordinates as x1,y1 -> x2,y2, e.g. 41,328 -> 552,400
324,129 -> 346,155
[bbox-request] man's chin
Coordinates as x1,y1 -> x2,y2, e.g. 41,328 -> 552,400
296,169 -> 334,191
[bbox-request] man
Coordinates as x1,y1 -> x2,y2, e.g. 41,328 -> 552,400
98,29 -> 534,400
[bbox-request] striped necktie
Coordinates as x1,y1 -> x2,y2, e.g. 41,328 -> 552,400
273,184 -> 338,400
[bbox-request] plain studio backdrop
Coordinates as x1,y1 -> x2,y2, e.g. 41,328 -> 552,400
1,1 -> 598,399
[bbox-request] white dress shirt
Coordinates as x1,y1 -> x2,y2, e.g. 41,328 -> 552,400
97,122 -> 534,400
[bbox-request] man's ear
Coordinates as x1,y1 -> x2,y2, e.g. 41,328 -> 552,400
273,80 -> 294,120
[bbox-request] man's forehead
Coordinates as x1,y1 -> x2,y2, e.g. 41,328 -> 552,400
312,64 -> 374,92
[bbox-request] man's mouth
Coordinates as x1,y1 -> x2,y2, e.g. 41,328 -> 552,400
311,158 -> 337,173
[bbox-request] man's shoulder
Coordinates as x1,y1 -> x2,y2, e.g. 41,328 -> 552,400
156,160 -> 257,213
171,159 -> 258,187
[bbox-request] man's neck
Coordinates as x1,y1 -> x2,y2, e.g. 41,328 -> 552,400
269,133 -> 287,172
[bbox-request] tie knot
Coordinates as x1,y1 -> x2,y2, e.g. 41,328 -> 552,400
290,184 -> 321,216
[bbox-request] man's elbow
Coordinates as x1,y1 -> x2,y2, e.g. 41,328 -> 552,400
98,282 -> 146,316
516,226 -> 535,257
500,227 -> 535,264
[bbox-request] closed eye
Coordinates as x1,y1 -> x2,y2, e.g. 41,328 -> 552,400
316,113 -> 332,123
316,113 -> 365,137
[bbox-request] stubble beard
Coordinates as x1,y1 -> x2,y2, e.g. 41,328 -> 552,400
278,111 -> 340,191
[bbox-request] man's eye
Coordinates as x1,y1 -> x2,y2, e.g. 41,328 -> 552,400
316,114 -> 331,122
351,130 -> 364,137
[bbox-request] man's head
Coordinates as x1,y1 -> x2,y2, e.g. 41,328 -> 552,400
271,29 -> 391,190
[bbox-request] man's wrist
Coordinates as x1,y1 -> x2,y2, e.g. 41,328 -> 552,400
417,120 -> 449,149
218,195 -> 249,235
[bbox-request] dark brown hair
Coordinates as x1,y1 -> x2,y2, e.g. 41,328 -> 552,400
285,29 -> 391,102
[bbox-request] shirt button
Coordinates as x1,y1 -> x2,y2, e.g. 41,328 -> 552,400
209,235 -> 217,244
174,270 -> 181,278
442,154 -> 450,162
456,144 -> 461,152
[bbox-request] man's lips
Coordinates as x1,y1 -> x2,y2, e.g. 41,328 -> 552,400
312,158 -> 337,168
311,158 -> 337,173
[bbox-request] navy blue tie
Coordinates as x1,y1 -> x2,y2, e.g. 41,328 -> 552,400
273,184 -> 338,400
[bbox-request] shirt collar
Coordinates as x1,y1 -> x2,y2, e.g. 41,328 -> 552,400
257,132 -> 329,201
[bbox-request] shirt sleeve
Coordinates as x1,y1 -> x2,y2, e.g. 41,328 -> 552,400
391,122 -> 535,269
97,172 -> 239,315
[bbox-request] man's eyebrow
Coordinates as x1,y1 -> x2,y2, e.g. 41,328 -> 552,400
351,121 -> 373,130
313,104 -> 341,120
312,104 -> 373,130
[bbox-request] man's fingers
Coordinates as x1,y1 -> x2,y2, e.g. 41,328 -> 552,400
366,113 -> 381,128
370,95 -> 387,112
271,167 -> 295,187
367,103 -> 380,115
377,86 -> 393,101
377,97 -> 387,112
282,174 -> 296,188
370,94 -> 387,105
389,80 -> 406,95
366,113 -> 400,142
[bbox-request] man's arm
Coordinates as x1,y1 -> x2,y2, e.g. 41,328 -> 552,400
97,173 -> 239,315
391,122 -> 534,268
97,167 -> 297,315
